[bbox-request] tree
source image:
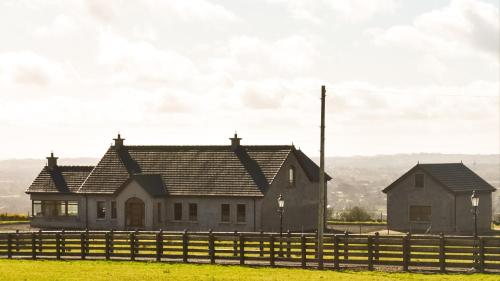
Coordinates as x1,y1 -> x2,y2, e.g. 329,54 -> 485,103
339,206 -> 372,222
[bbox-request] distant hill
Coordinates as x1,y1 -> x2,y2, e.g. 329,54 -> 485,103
0,154 -> 498,216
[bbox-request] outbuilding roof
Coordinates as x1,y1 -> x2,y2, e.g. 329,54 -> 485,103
382,163 -> 496,194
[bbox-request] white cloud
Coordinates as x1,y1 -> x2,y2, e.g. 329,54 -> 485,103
97,31 -> 199,85
372,0 -> 499,60
83,0 -> 238,23
34,14 -> 78,37
207,35 -> 318,78
267,0 -> 397,23
0,52 -> 67,86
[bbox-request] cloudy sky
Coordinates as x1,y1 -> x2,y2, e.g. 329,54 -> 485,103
0,0 -> 498,159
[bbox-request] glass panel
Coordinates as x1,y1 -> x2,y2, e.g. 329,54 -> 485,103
33,201 -> 42,217
67,201 -> 78,216
111,201 -> 117,219
221,204 -> 230,222
42,201 -> 59,217
189,203 -> 197,221
174,203 -> 182,221
97,201 -> 106,219
409,206 -> 431,221
237,204 -> 246,222
415,174 -> 424,188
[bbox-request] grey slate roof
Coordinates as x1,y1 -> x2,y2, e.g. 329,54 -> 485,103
26,166 -> 94,193
77,145 -> 329,197
383,163 -> 496,194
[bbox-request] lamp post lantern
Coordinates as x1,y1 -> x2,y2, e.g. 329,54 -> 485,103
277,194 -> 285,257
471,190 -> 480,270
471,190 -> 479,238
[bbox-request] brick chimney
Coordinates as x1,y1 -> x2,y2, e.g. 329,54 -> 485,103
47,152 -> 58,170
230,133 -> 241,151
113,133 -> 125,149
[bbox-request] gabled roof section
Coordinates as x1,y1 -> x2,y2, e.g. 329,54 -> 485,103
77,147 -> 130,194
26,166 -> 94,194
128,174 -> 167,197
78,144 -> 323,196
293,148 -> 332,182
383,163 -> 496,194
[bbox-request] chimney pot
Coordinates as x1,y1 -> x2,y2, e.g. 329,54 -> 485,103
113,133 -> 125,149
47,152 -> 58,170
230,133 -> 242,151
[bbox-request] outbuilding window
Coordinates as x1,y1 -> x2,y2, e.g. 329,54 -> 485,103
409,205 -> 431,222
289,166 -> 296,187
415,174 -> 424,188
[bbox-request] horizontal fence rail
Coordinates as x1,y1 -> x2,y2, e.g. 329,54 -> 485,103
0,230 -> 499,273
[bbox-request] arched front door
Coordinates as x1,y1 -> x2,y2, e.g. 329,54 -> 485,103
125,197 -> 145,230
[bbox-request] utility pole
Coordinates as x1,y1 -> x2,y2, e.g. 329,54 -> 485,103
317,85 -> 326,269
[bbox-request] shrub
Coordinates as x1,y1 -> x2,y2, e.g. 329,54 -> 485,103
339,206 -> 372,222
0,213 -> 28,221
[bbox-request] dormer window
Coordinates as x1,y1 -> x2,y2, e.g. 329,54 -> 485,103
415,173 -> 424,188
289,166 -> 296,187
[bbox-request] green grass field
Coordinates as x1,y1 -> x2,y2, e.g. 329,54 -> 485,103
0,259 -> 497,281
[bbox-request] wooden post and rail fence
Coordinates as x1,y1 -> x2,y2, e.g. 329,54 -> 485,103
0,230 -> 499,273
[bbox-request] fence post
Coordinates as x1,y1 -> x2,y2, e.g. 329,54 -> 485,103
333,234 -> 340,270
156,229 -> 163,262
208,229 -> 215,264
259,231 -> 264,257
31,232 -> 36,259
439,233 -> 445,273
182,229 -> 188,263
233,230 -> 238,257
239,233 -> 245,265
270,234 -> 275,267
367,236 -> 373,271
134,230 -> 139,255
110,229 -> 114,254
38,229 -> 42,253
301,234 -> 306,268
478,237 -> 485,273
286,230 -> 291,258
7,233 -> 12,258
130,232 -> 135,261
343,231 -> 349,262
374,232 -> 380,261
85,229 -> 89,254
105,231 -> 110,260
55,232 -> 61,260
402,233 -> 410,272
15,230 -> 19,253
61,229 -> 66,254
80,232 -> 86,259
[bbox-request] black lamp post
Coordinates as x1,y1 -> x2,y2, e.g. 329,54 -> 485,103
277,194 -> 285,257
471,190 -> 479,270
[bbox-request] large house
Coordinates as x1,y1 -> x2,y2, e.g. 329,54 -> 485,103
26,134 -> 330,231
383,163 -> 496,234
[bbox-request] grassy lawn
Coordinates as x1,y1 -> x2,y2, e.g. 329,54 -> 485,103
0,259 -> 497,281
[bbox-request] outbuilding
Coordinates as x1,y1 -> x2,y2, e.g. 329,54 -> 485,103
383,163 -> 496,234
